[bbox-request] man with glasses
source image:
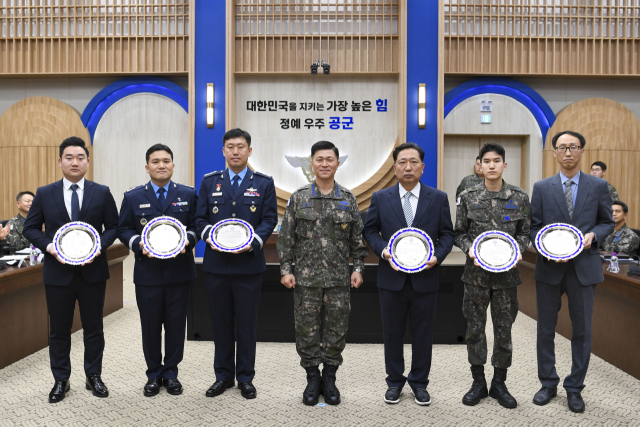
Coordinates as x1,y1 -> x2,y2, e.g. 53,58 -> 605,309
529,131 -> 614,413
590,161 -> 619,203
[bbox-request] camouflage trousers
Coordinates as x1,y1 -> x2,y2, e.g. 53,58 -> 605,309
462,283 -> 519,369
293,285 -> 350,368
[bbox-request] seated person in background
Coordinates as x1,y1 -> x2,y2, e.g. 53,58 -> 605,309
600,201 -> 640,256
456,156 -> 484,199
0,191 -> 35,251
590,161 -> 619,203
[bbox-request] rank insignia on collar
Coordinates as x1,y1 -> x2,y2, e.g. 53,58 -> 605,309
216,184 -> 222,192
250,205 -> 257,213
341,223 -> 348,229
212,206 -> 219,214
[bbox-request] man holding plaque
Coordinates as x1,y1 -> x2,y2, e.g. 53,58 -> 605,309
117,144 -> 198,397
23,137 -> 119,403
454,143 -> 531,409
530,131 -> 614,413
456,156 -> 484,199
277,140 -> 368,406
195,128 -> 278,400
363,142 -> 454,406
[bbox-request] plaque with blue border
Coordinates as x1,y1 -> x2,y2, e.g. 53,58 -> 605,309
210,219 -> 254,252
53,221 -> 101,265
141,216 -> 187,259
535,223 -> 584,261
388,227 -> 434,274
472,230 -> 520,273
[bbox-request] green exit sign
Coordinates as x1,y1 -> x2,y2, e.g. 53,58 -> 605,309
481,114 -> 492,124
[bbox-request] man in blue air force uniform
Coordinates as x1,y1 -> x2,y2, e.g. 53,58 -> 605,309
117,144 -> 198,397
195,128 -> 278,400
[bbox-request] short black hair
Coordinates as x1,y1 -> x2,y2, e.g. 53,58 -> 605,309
393,142 -> 425,162
475,156 -> 481,162
16,191 -> 35,202
59,136 -> 89,158
612,200 -> 629,214
551,130 -> 586,149
311,140 -> 339,158
223,128 -> 251,146
479,143 -> 506,162
146,144 -> 174,163
591,161 -> 607,171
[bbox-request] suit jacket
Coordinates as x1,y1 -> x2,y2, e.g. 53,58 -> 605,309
363,182 -> 455,293
23,179 -> 119,286
117,181 -> 198,286
195,168 -> 278,275
530,172 -> 614,286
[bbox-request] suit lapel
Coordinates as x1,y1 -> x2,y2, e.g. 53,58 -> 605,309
387,184 -> 407,227
221,169 -> 235,199
79,180 -> 95,221
551,173 -> 571,223
412,183 -> 433,225
52,180 -> 71,223
163,181 -> 179,213
143,182 -> 163,212
572,172 -> 591,220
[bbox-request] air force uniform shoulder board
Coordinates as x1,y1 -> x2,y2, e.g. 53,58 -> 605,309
126,184 -> 144,193
252,170 -> 272,179
203,170 -> 222,178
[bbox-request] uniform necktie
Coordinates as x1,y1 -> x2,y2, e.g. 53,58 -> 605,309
403,192 -> 413,227
564,179 -> 574,219
232,175 -> 240,195
70,184 -> 80,221
157,187 -> 166,210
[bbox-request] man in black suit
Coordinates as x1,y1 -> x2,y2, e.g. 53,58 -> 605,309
23,137 -> 119,403
363,142 -> 455,406
530,131 -> 614,413
117,144 -> 198,397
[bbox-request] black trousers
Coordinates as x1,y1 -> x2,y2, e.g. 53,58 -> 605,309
45,269 -> 106,381
379,275 -> 438,390
204,272 -> 262,383
135,282 -> 191,380
536,261 -> 596,393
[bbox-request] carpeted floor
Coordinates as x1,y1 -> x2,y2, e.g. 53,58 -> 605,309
1,256 -> 639,426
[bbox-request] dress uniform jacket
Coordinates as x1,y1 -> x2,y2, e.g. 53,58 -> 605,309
117,181 -> 198,286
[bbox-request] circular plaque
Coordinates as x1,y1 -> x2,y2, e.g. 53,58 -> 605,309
472,230 -> 520,273
388,228 -> 434,273
209,219 -> 255,252
535,223 -> 584,261
53,221 -> 101,265
141,216 -> 187,259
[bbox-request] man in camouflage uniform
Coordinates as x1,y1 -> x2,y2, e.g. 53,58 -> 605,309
600,201 -> 640,256
456,156 -> 484,199
0,191 -> 35,252
277,140 -> 368,406
590,161 -> 619,202
454,143 -> 531,409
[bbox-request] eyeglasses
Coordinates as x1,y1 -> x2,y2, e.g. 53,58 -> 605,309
555,145 -> 582,153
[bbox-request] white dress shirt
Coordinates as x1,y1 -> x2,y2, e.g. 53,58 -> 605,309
382,182 -> 421,259
62,177 -> 85,219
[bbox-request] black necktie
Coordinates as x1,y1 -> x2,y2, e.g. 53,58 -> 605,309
232,175 -> 240,195
158,187 -> 166,210
70,184 -> 80,221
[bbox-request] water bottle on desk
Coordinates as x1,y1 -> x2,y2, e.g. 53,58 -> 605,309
29,245 -> 38,266
607,252 -> 620,274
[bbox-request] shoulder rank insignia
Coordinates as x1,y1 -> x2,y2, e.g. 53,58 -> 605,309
204,170 -> 219,178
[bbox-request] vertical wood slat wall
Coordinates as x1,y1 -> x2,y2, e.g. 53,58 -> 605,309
0,0 -> 189,75
444,0 -> 640,75
233,0 -> 399,74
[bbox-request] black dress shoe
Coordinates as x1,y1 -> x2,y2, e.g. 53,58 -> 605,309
85,374 -> 109,398
163,378 -> 183,396
410,387 -> 431,406
238,382 -> 257,399
532,387 -> 557,406
205,380 -> 235,397
143,379 -> 162,397
384,387 -> 402,404
49,380 -> 70,403
567,392 -> 585,413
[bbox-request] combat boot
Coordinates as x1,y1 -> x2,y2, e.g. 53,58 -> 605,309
462,365 -> 489,406
302,366 -> 322,406
321,364 -> 341,405
489,367 -> 517,408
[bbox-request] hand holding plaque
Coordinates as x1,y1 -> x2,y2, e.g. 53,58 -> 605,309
387,228 -> 434,273
472,230 -> 520,273
52,221 -> 101,265
535,223 -> 584,261
141,216 -> 188,259
209,219 -> 255,253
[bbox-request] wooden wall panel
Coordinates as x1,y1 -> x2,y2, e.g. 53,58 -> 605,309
0,97 -> 92,221
543,98 -> 640,228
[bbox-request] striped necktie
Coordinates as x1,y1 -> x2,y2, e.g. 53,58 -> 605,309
403,192 -> 413,227
564,179 -> 574,219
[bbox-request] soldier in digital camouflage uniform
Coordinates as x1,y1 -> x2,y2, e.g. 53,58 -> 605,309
454,143 -> 531,409
455,156 -> 484,199
607,183 -> 620,203
600,201 -> 639,256
590,161 -> 619,203
277,140 -> 368,406
0,191 -> 36,252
